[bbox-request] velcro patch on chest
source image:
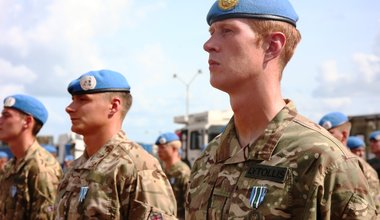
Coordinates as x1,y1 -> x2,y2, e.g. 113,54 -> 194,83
245,164 -> 288,183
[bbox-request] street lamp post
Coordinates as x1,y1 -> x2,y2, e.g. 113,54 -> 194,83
173,69 -> 202,123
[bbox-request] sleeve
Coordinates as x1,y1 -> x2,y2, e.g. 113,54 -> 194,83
306,158 -> 378,219
119,165 -> 177,219
29,166 -> 62,220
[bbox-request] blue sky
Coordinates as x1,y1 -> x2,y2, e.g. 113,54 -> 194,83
0,0 -> 379,144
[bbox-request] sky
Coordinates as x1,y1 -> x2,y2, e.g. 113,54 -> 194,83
0,0 -> 379,144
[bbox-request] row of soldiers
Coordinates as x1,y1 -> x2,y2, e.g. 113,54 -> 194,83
1,0 -> 380,219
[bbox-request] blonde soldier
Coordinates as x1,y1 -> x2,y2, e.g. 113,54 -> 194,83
55,70 -> 177,219
319,112 -> 380,211
186,0 -> 378,219
0,94 -> 63,220
156,132 -> 191,219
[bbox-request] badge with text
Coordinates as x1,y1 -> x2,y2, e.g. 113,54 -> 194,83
249,186 -> 268,208
79,186 -> 89,203
245,164 -> 288,183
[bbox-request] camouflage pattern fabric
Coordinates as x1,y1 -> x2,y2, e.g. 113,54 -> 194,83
55,131 -> 177,219
186,100 -> 378,219
357,157 -> 380,211
368,157 -> 380,178
0,141 -> 63,220
164,160 -> 191,219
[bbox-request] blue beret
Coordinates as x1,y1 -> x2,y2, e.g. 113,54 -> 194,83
319,112 -> 348,130
207,0 -> 298,27
3,94 -> 48,125
68,69 -> 131,95
0,151 -> 8,159
347,136 -> 365,150
155,132 -> 180,145
370,130 -> 380,141
43,145 -> 57,154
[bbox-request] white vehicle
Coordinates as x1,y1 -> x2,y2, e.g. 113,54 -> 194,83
57,132 -> 85,164
174,110 -> 233,166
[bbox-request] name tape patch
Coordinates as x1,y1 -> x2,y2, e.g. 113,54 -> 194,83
245,164 -> 288,183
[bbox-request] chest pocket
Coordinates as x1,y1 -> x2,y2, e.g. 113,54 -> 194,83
235,163 -> 294,219
57,171 -> 115,220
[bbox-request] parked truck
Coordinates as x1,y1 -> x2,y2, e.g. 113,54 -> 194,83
174,110 -> 233,166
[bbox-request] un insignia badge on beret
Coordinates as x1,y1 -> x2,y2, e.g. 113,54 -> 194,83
218,0 -> 239,11
4,97 -> 16,107
80,75 -> 97,91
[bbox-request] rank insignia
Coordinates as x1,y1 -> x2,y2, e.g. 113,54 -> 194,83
218,0 -> 239,11
79,186 -> 89,203
10,185 -> 17,197
249,186 -> 267,208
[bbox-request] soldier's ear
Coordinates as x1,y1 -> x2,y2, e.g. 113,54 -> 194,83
263,32 -> 286,63
109,97 -> 121,115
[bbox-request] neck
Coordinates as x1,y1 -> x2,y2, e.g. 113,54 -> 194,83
83,124 -> 121,157
229,76 -> 284,147
8,134 -> 35,160
163,155 -> 181,170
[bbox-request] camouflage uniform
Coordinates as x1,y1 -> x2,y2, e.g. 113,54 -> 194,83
358,157 -> 380,210
0,141 -> 63,220
164,160 -> 191,219
55,131 -> 177,219
368,157 -> 380,178
186,100 -> 378,219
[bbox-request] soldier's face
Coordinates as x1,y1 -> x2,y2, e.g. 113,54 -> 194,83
0,157 -> 7,170
65,93 -> 111,135
0,108 -> 26,142
157,144 -> 174,161
204,18 -> 264,93
370,140 -> 380,155
350,148 -> 365,159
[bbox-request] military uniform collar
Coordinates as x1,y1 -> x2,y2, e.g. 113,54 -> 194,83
77,131 -> 126,170
4,140 -> 41,175
216,99 -> 297,164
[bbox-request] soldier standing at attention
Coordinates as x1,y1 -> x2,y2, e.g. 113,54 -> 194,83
319,111 -> 380,211
156,132 -> 191,219
186,0 -> 378,219
0,94 -> 63,219
55,70 -> 177,219
368,130 -> 380,177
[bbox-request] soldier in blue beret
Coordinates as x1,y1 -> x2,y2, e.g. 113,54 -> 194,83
368,130 -> 380,178
186,0 -> 378,219
0,94 -> 63,220
56,70 -> 177,219
156,132 -> 190,219
318,111 -> 351,145
347,136 -> 366,159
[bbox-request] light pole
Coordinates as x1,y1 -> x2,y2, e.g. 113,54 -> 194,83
173,69 -> 202,122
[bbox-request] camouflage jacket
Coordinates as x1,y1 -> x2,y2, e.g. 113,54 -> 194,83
186,100 -> 378,220
55,131 -> 177,220
0,141 -> 63,220
358,156 -> 380,210
164,160 -> 191,219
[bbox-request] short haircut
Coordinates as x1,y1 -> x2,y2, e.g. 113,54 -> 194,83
102,92 -> 132,120
247,19 -> 301,77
